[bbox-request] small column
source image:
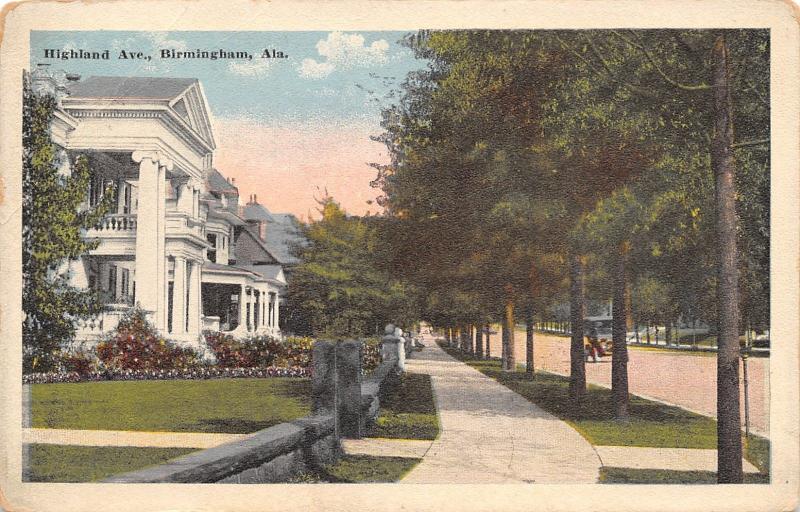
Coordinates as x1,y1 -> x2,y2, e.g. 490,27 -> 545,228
274,296 -> 280,330
187,261 -> 202,334
171,256 -> 186,335
239,284 -> 247,332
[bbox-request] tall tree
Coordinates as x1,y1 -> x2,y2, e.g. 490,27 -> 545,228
22,73 -> 111,372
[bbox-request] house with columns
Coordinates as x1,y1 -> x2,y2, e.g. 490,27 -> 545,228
32,67 -> 290,352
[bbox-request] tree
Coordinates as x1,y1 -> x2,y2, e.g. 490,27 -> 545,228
22,73 -> 111,372
286,196 -> 412,337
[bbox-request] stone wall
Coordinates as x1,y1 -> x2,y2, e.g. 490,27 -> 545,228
105,335 -> 406,484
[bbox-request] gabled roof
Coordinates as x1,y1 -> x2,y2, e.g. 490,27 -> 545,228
264,213 -> 304,265
233,227 -> 279,265
242,201 -> 275,223
64,75 -> 216,150
207,169 -> 239,196
66,76 -> 197,100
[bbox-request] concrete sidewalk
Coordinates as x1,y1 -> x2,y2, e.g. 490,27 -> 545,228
400,335 -> 601,484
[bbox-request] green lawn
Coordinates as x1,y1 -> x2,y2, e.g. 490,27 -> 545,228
32,378 -> 311,433
320,455 -> 421,483
439,343 -> 769,477
25,444 -> 196,482
600,467 -> 770,484
369,373 -> 440,440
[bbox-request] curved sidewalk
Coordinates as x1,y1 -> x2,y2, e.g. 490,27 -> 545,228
401,336 -> 600,484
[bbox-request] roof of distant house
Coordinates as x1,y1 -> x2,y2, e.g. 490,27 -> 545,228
242,200 -> 275,223
238,264 -> 286,284
264,213 -> 304,265
207,169 -> 239,196
66,76 -> 197,100
233,226 -> 279,266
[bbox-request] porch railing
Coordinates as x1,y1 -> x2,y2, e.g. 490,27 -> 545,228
94,214 -> 137,232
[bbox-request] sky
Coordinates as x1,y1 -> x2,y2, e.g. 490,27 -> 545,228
30,31 -> 427,220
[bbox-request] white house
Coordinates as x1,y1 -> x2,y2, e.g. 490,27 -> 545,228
31,66 -> 291,352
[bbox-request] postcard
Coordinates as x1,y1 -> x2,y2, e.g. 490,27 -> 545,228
0,0 -> 798,511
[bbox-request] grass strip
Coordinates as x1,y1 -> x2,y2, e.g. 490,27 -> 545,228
438,342 -> 769,476
25,444 -> 196,482
321,455 -> 421,483
369,373 -> 440,440
32,377 -> 311,433
600,467 -> 769,484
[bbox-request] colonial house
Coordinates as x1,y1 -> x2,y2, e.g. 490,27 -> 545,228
31,66 -> 295,352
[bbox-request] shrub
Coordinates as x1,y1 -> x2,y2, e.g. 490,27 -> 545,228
95,308 -> 200,371
362,337 -> 382,374
55,350 -> 97,377
204,333 -> 315,369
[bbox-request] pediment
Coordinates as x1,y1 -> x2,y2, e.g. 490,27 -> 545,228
169,82 -> 216,150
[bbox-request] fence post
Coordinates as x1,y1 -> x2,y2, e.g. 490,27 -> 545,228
312,341 -> 337,417
335,340 -> 364,438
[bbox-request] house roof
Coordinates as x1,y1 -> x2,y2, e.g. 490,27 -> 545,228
207,169 -> 239,196
238,264 -> 286,285
264,213 -> 304,265
233,227 -> 279,265
202,261 -> 261,278
242,201 -> 275,223
66,76 -> 197,100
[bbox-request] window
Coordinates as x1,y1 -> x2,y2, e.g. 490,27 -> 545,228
108,265 -> 117,300
121,268 -> 130,301
122,183 -> 132,214
206,234 -> 217,263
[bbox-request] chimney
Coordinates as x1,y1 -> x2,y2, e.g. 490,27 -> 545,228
254,194 -> 257,204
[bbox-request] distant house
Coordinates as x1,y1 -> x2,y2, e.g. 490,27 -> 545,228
31,66 -> 289,351
240,195 -> 306,329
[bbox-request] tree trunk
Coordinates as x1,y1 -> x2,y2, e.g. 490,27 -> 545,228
568,253 -> 586,402
475,323 -> 484,359
712,34 -> 743,484
484,323 -> 491,359
612,243 -> 630,418
501,316 -> 508,369
504,294 -> 516,372
526,305 -> 534,378
469,324 -> 476,354
666,322 -> 673,346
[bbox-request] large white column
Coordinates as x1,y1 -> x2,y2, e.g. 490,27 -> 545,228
171,256 -> 186,335
132,150 -> 172,331
187,261 -> 202,335
157,164 -> 168,331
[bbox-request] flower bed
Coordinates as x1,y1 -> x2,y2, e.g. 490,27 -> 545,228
23,365 -> 310,385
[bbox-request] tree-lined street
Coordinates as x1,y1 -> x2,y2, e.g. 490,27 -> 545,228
486,330 -> 769,435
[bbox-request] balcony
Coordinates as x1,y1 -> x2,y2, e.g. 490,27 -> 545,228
73,304 -> 132,345
95,213 -> 137,232
84,214 -> 138,256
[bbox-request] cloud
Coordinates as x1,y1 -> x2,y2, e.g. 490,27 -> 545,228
299,58 -> 335,79
228,59 -> 272,77
298,32 -> 390,80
